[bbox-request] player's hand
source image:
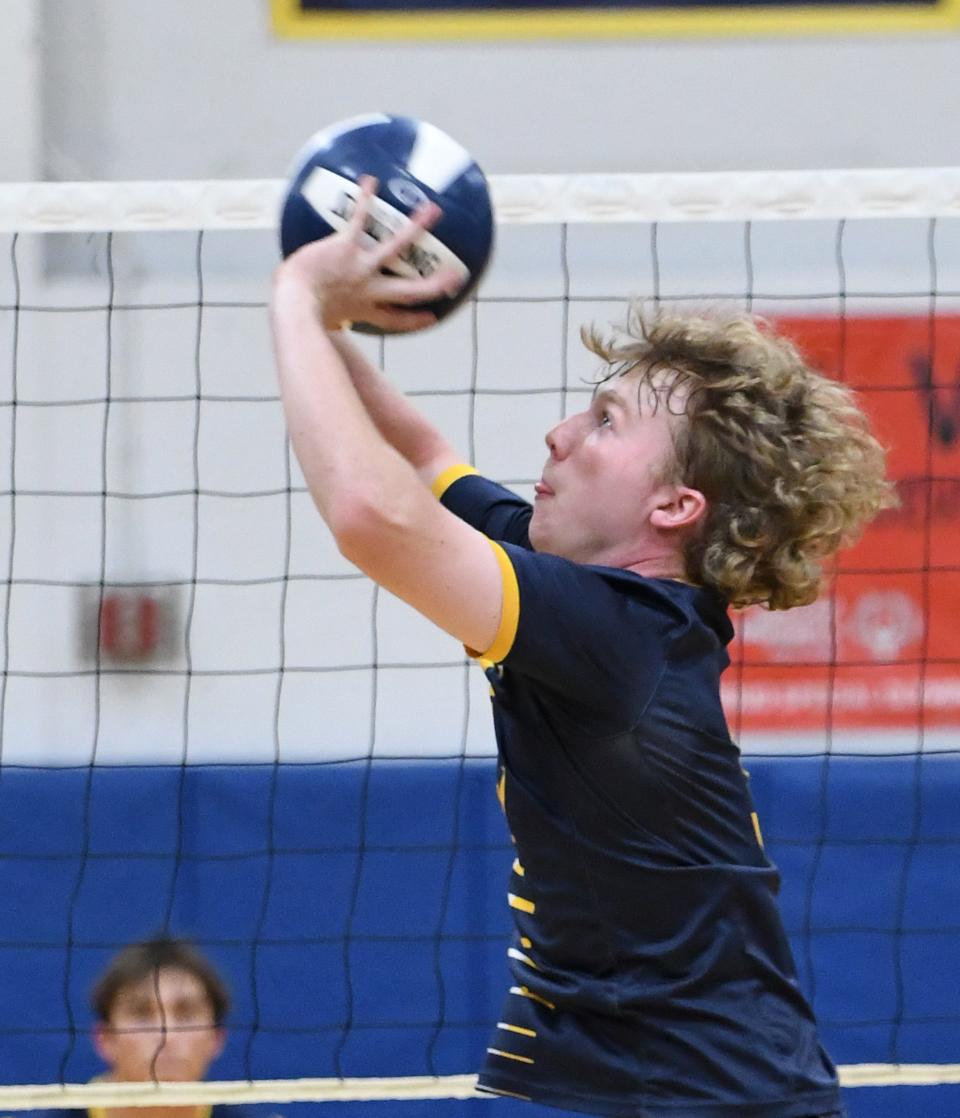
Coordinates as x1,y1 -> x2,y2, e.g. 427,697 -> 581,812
277,176 -> 464,333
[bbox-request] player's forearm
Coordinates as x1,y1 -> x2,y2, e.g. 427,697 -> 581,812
329,332 -> 460,486
271,273 -> 426,534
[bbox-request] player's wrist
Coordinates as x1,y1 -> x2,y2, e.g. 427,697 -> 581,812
272,264 -> 348,332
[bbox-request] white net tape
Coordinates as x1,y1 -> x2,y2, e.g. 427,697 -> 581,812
0,1064 -> 959,1109
0,1076 -> 482,1110
2,167 -> 960,232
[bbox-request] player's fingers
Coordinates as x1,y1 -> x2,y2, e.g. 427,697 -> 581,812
368,268 -> 463,306
370,201 -> 441,269
410,199 -> 442,232
346,177 -> 379,241
364,305 -> 438,333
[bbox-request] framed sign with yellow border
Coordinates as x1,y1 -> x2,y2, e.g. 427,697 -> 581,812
272,0 -> 960,39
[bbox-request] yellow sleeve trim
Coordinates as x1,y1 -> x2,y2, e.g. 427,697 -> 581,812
470,540 -> 519,664
431,462 -> 478,500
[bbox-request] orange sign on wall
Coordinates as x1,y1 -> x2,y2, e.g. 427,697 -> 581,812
722,315 -> 960,735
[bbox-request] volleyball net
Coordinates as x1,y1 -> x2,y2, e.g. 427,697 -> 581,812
1,169 -> 959,1115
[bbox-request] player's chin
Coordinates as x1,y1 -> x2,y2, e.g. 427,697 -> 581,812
527,510 -> 550,555
529,512 -> 580,562
147,1063 -> 206,1083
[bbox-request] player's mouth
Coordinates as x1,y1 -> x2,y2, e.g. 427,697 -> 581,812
534,479 -> 554,498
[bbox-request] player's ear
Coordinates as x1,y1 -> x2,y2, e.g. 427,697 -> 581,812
93,1021 -> 114,1067
202,1025 -> 228,1071
191,1025 -> 227,1082
650,485 -> 707,533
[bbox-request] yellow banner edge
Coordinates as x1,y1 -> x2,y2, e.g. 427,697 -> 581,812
271,0 -> 960,39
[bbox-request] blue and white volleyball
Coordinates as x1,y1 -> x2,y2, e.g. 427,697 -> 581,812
280,114 -> 494,333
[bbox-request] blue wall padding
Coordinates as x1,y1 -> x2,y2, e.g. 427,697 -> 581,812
0,755 -> 957,1113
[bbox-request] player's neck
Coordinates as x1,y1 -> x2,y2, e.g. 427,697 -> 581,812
578,525 -> 690,580
614,540 -> 689,581
624,556 -> 690,582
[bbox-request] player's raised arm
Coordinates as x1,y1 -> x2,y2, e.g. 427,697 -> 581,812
328,331 -> 461,491
270,181 -> 505,658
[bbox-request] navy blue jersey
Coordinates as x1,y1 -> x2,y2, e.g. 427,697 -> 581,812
437,467 -> 842,1118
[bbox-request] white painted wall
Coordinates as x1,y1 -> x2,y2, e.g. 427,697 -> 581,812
0,0 -> 958,185
1,1 -> 41,181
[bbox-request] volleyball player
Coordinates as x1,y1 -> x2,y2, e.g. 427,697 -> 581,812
90,939 -> 230,1098
23,939 -> 265,1118
270,180 -> 893,1117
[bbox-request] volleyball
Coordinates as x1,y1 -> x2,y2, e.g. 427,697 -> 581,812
279,113 -> 494,333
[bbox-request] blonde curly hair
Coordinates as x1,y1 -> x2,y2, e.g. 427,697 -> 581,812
584,306 -> 897,610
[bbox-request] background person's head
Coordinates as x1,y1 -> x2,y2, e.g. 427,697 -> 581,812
92,938 -> 230,1083
584,306 -> 897,609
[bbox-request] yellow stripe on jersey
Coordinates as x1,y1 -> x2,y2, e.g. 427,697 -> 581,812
520,936 -> 532,948
508,891 -> 535,914
478,1085 -> 533,1101
751,810 -> 765,848
487,1047 -> 535,1065
510,984 -> 556,1010
512,857 -> 525,876
497,1020 -> 537,1038
478,540 -> 520,663
430,462 -> 479,500
508,946 -> 538,969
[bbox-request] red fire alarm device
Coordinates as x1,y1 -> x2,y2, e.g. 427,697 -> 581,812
98,592 -> 162,661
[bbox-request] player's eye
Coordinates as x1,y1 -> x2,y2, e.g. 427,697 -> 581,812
598,409 -> 612,428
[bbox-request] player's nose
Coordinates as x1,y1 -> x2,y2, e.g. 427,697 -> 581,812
545,413 -> 580,460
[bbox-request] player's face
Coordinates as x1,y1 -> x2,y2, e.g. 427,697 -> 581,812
529,368 -> 685,567
95,966 -> 224,1083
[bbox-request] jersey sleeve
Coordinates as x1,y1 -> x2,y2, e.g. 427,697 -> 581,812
479,543 -> 688,730
433,466 -> 533,549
